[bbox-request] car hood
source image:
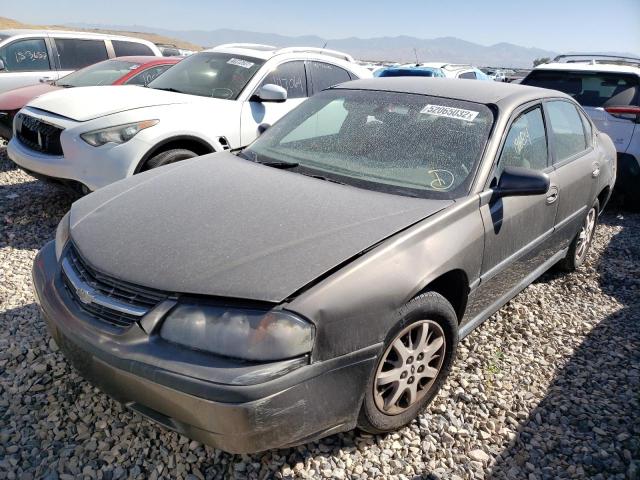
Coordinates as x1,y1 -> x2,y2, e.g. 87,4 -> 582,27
69,153 -> 452,303
0,84 -> 60,111
26,85 -> 197,121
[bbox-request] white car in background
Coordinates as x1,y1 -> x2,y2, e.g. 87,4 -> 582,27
7,44 -> 371,192
522,54 -> 640,207
407,62 -> 492,80
0,30 -> 162,94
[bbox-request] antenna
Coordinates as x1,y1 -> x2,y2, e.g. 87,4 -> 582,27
322,42 -> 328,49
413,48 -> 420,66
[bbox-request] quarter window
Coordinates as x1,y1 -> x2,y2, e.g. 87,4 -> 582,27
498,106 -> 548,174
54,38 -> 109,70
112,40 -> 155,57
458,71 -> 477,79
0,38 -> 50,72
259,61 -> 307,99
308,61 -> 352,93
546,101 -> 587,162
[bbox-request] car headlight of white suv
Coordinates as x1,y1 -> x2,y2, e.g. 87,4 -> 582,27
81,120 -> 159,147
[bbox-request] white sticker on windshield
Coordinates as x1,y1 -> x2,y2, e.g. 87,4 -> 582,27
227,58 -> 255,69
420,104 -> 479,122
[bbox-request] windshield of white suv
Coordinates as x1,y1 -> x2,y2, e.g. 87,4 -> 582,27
148,52 -> 265,99
523,70 -> 640,107
56,59 -> 139,87
242,89 -> 495,199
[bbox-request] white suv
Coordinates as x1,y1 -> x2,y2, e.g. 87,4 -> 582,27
8,44 -> 371,192
0,30 -> 162,94
522,54 -> 640,207
414,63 -> 492,80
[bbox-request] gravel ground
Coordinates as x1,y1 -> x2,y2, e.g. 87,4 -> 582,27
1,141 -> 638,480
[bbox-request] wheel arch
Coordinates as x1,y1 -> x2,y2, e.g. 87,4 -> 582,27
413,269 -> 470,322
135,135 -> 217,173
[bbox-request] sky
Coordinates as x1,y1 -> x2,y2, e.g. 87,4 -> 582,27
1,0 -> 639,53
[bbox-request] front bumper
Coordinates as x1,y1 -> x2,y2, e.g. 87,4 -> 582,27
32,241 -> 377,453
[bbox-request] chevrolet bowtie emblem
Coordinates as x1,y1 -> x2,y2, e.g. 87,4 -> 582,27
75,286 -> 94,305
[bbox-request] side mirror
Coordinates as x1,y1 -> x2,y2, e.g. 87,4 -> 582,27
495,166 -> 550,198
253,84 -> 287,103
257,123 -> 271,135
0,59 -> 5,71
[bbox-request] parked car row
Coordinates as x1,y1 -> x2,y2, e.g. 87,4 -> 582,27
0,38 -> 622,453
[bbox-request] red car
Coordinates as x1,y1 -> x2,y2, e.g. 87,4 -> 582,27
0,56 -> 181,139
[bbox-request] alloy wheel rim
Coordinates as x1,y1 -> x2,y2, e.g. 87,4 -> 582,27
575,207 -> 596,262
374,320 -> 446,415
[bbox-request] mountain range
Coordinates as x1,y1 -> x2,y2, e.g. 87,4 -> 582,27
68,23 -> 558,68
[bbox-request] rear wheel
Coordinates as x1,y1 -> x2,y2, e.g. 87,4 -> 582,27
358,292 -> 457,434
143,148 -> 197,170
558,199 -> 599,271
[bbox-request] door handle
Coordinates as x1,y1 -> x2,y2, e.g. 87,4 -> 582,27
546,186 -> 559,205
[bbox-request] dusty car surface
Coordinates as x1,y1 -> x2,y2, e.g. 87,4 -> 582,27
33,78 -> 616,453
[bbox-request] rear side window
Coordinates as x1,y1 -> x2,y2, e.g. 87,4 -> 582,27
458,71 -> 477,79
0,38 -> 50,72
125,64 -> 173,85
498,106 -> 548,174
259,61 -> 307,99
523,70 -> 639,107
54,38 -> 109,70
308,61 -> 352,93
112,40 -> 155,57
546,101 -> 588,162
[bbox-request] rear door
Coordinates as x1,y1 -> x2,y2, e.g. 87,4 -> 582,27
51,37 -> 110,78
476,103 -> 558,303
544,99 -> 598,245
523,69 -> 639,153
240,60 -> 309,146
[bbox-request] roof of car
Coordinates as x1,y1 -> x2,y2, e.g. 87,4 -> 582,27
0,29 -> 155,42
533,62 -> 640,75
113,56 -> 182,65
204,44 -> 356,63
333,77 -> 569,106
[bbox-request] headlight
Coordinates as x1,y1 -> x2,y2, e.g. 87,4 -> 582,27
81,120 -> 158,147
160,304 -> 314,361
55,212 -> 71,260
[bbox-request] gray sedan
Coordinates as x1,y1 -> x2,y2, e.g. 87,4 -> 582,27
33,78 -> 616,453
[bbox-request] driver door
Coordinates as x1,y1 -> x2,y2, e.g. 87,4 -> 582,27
475,104 -> 559,305
240,60 -> 309,146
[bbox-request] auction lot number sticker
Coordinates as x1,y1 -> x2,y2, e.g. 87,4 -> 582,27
421,104 -> 479,122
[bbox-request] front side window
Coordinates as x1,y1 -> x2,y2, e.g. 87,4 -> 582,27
258,61 -> 307,99
308,61 -> 352,93
56,59 -> 138,87
0,38 -> 50,72
497,106 -> 548,175
54,38 -> 109,70
522,70 -> 639,108
242,90 -> 495,199
546,100 -> 588,162
148,52 -> 264,99
125,64 -> 173,85
112,40 -> 154,57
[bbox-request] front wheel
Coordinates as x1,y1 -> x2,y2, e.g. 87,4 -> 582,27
558,199 -> 599,271
143,148 -> 197,170
357,292 -> 458,434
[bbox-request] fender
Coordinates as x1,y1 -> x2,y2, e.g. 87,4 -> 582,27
134,135 -> 218,173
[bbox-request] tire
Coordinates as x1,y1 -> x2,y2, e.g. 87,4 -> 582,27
143,148 -> 197,170
357,291 -> 458,434
558,199 -> 599,272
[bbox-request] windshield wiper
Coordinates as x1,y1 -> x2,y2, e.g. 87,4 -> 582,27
303,173 -> 346,185
153,87 -> 184,94
258,160 -> 299,169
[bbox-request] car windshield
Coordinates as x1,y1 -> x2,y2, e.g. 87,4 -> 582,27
242,89 -> 495,199
523,70 -> 640,107
147,52 -> 265,99
56,59 -> 140,87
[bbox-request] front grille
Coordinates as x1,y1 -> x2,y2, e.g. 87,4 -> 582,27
15,113 -> 63,155
62,245 -> 168,329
